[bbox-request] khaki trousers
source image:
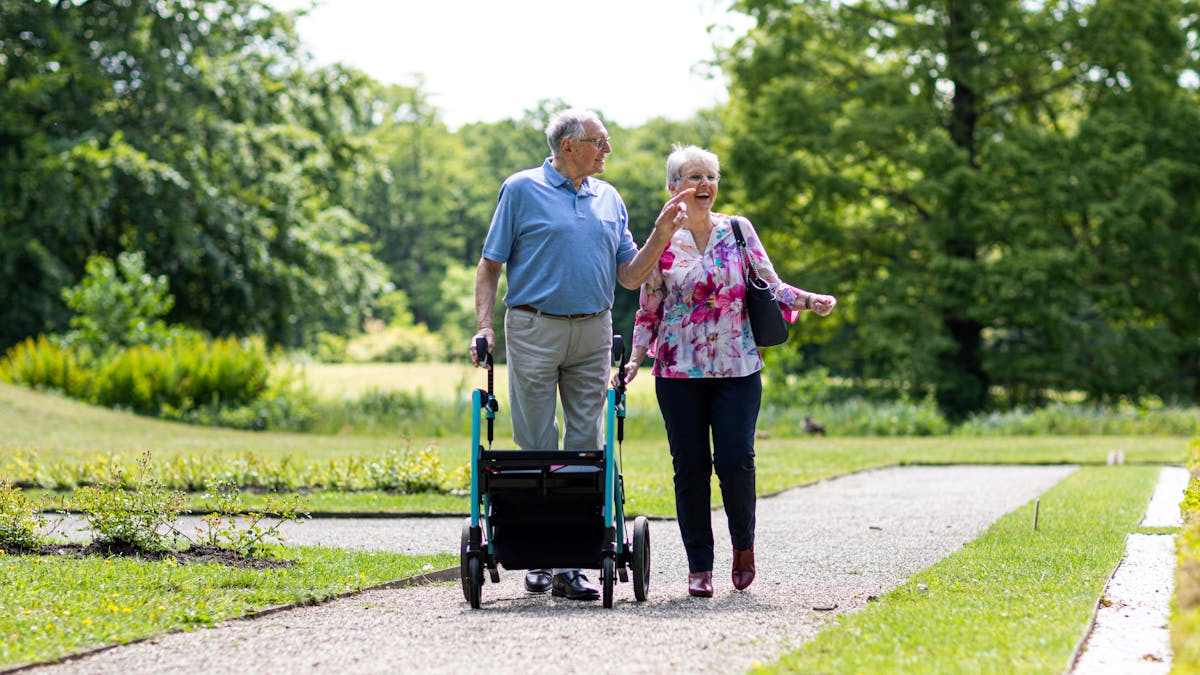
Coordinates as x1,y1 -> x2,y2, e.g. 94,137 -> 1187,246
503,308 -> 611,451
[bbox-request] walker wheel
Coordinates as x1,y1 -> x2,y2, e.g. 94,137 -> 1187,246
459,518 -> 471,602
632,516 -> 650,601
467,557 -> 483,609
602,557 -> 615,609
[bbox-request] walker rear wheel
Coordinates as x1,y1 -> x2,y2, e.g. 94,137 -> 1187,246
467,557 -> 483,609
602,557 -> 615,609
459,518 -> 471,602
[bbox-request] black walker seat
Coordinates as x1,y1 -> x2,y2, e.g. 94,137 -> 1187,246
459,335 -> 651,609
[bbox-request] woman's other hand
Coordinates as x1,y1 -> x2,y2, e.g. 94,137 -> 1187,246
810,294 -> 837,317
611,360 -> 640,388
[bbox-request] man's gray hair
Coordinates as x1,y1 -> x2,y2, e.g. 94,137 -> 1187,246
666,144 -> 720,190
546,108 -> 602,155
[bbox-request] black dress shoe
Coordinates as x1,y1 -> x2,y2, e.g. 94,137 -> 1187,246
551,570 -> 599,600
524,569 -> 552,593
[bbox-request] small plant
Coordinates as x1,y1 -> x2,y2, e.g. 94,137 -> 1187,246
0,482 -> 46,553
194,480 -> 307,558
73,452 -> 187,553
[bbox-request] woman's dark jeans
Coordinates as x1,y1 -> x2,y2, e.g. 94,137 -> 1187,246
655,371 -> 761,573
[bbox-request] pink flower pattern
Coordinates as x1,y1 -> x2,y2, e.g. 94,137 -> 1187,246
632,215 -> 806,379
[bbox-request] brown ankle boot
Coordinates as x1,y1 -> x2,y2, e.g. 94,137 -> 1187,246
732,547 -> 755,590
688,571 -> 713,597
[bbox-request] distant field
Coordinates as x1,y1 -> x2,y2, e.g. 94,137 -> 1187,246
291,361 -> 659,406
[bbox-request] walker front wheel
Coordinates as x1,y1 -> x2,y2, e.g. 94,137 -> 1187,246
632,516 -> 650,601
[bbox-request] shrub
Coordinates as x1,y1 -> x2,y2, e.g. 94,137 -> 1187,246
956,403 -> 1200,436
313,332 -> 349,363
0,335 -> 93,397
345,320 -> 444,363
0,482 -> 45,553
3,332 -> 278,420
92,334 -> 271,414
763,397 -> 950,436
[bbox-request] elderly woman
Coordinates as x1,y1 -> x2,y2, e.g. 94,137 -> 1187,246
616,145 -> 836,597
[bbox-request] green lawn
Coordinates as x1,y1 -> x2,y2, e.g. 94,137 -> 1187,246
0,546 -> 455,669
0,382 -> 408,459
4,382 -> 1188,517
759,465 -> 1159,673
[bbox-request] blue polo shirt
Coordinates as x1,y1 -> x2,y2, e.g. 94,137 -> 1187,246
482,157 -> 638,315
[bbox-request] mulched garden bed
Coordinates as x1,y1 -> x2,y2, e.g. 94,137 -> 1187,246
6,542 -> 295,569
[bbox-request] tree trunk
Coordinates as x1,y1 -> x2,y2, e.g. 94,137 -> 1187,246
939,0 -> 989,419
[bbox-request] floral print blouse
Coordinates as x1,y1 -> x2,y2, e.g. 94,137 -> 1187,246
632,214 -> 806,379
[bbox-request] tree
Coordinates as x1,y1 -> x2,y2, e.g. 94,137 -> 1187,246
61,251 -> 174,354
0,0 -> 387,349
724,0 -> 1200,416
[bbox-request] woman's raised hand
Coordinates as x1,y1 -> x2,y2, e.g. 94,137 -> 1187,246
652,188 -> 695,237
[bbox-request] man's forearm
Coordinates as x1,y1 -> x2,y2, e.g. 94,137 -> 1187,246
617,228 -> 672,289
475,258 -> 502,330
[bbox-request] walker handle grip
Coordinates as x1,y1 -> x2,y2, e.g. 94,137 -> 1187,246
611,334 -> 626,367
475,336 -> 490,367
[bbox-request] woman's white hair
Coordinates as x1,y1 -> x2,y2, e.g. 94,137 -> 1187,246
545,108 -> 602,156
665,144 -> 720,190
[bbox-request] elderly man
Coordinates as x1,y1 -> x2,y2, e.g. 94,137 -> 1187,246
471,108 -> 691,601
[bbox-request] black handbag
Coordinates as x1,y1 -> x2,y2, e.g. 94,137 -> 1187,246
731,217 -> 789,347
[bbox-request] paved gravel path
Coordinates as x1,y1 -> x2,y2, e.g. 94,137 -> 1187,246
1073,535 -> 1174,674
1142,466 -> 1189,528
33,465 -> 1074,675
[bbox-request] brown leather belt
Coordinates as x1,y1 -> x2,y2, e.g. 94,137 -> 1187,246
512,304 -> 608,320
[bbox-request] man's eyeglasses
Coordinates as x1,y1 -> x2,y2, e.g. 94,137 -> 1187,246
576,136 -> 612,149
682,173 -> 719,184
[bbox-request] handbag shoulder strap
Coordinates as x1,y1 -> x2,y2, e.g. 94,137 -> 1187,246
729,216 -> 760,283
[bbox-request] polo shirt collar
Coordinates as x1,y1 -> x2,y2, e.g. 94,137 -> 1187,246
542,157 -> 595,196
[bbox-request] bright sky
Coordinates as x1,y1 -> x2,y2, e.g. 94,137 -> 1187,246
269,0 -> 755,128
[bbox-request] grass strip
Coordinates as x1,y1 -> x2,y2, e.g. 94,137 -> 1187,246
1171,439 -> 1200,669
0,546 -> 454,669
14,435 -> 1187,518
756,465 -> 1159,674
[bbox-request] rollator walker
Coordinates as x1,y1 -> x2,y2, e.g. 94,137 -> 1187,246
459,334 -> 650,609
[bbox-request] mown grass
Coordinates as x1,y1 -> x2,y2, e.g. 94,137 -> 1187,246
0,382 -> 405,459
0,546 -> 455,669
4,382 -> 1187,516
1171,439 -> 1200,669
17,435 -> 1187,517
756,465 -> 1159,674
